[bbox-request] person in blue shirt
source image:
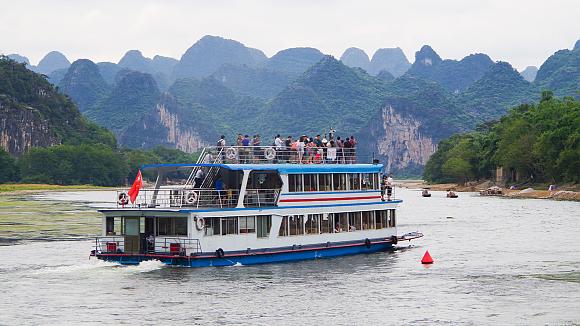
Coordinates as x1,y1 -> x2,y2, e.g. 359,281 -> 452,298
215,177 -> 225,206
241,135 -> 251,163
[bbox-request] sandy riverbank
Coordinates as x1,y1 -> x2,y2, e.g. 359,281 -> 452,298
398,180 -> 580,202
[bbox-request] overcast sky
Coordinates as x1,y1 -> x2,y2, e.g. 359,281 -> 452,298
1,0 -> 578,70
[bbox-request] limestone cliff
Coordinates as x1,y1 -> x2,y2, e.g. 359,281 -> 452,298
120,94 -> 210,152
0,97 -> 59,156
358,102 -> 444,175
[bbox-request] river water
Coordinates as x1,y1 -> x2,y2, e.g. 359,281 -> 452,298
0,188 -> 579,325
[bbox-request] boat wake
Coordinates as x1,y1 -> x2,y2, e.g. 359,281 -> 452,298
30,259 -> 119,275
122,260 -> 165,273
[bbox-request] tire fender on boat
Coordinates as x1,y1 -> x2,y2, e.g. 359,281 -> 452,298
215,248 -> 225,258
117,192 -> 129,206
185,191 -> 198,205
390,235 -> 398,245
225,147 -> 237,160
264,147 -> 276,160
364,238 -> 371,249
195,216 -> 205,231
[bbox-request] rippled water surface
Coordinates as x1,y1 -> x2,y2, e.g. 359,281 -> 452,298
0,189 -> 579,325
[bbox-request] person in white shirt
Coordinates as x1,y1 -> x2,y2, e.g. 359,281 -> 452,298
194,169 -> 205,188
274,134 -> 283,150
386,174 -> 394,200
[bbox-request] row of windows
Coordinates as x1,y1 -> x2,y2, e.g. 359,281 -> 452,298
105,217 -> 188,236
288,173 -> 380,192
204,216 -> 272,238
278,210 -> 395,236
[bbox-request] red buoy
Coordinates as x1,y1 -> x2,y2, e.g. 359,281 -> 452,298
421,250 -> 434,264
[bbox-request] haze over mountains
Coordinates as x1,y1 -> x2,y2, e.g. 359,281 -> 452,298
3,35 -> 579,175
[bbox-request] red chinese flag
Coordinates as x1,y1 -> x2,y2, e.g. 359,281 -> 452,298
128,170 -> 143,203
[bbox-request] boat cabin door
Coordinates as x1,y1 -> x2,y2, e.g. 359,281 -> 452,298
123,217 -> 140,254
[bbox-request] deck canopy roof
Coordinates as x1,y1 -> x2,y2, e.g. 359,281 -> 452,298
142,163 -> 383,174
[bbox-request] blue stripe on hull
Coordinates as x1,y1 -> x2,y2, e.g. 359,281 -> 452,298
98,242 -> 394,267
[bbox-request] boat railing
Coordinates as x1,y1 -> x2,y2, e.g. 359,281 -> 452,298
200,146 -> 363,165
116,188 -> 280,209
94,236 -> 125,254
243,189 -> 280,207
153,237 -> 201,255
95,236 -> 201,255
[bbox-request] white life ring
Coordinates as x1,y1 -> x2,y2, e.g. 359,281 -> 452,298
195,216 -> 205,231
225,147 -> 237,160
185,191 -> 198,205
264,147 -> 276,160
118,192 -> 129,205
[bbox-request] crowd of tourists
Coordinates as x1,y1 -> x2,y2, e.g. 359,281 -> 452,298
216,133 -> 358,164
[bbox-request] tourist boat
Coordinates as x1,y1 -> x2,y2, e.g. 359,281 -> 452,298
421,189 -> 432,197
90,145 -> 423,267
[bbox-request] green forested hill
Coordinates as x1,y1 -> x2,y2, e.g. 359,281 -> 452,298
0,56 -> 115,151
85,70 -> 160,135
406,45 -> 494,92
262,56 -> 390,136
534,47 -> 580,98
460,61 -> 538,123
58,59 -> 110,112
424,92 -> 580,184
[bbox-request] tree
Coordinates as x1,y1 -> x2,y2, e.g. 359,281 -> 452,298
0,149 -> 19,182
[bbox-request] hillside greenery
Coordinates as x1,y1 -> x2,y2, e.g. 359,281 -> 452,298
424,92 -> 580,184
534,47 -> 580,98
0,57 -> 200,187
0,56 -> 116,148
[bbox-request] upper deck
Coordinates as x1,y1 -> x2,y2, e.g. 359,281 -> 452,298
110,146 -> 394,212
198,145 -> 369,165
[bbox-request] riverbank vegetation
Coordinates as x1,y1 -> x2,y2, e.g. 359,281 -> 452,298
424,91 -> 579,185
0,146 -> 199,186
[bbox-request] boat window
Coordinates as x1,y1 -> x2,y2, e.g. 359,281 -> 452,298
157,217 -> 171,236
106,217 -> 115,235
204,218 -> 220,236
289,215 -> 304,235
375,211 -> 384,229
361,173 -> 373,190
349,173 -> 361,190
278,216 -> 289,236
174,218 -> 188,236
320,213 -> 333,233
388,210 -> 396,227
334,213 -> 348,232
156,217 -> 187,236
288,174 -> 303,192
221,217 -> 238,235
306,214 -> 321,234
377,210 -> 389,229
318,174 -> 332,191
348,212 -> 362,231
362,211 -> 375,230
239,216 -> 256,234
333,174 -> 347,191
257,215 -> 272,238
372,174 -> 379,190
304,174 -> 318,191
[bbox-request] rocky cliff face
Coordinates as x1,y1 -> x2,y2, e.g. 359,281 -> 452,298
120,95 -> 209,152
359,103 -> 439,175
0,98 -> 59,156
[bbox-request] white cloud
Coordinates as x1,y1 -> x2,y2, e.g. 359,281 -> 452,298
0,0 -> 578,70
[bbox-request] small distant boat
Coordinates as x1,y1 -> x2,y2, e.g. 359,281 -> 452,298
446,190 -> 458,198
421,189 -> 431,197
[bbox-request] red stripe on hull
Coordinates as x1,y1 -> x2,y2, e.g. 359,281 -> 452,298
279,195 -> 381,203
